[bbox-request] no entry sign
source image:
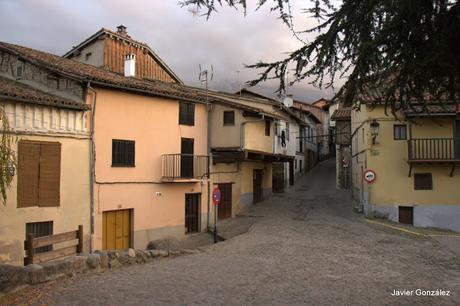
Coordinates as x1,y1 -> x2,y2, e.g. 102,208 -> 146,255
364,169 -> 377,184
212,187 -> 222,205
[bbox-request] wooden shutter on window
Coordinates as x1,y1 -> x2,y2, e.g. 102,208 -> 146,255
38,142 -> 61,207
17,142 -> 40,208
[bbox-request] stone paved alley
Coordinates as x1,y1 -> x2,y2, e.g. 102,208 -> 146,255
2,160 -> 460,306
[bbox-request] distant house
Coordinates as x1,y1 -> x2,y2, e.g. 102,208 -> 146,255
64,25 -> 182,84
331,107 -> 352,190
351,94 -> 460,231
0,42 -> 91,266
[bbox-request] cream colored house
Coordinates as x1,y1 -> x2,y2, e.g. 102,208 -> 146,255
351,101 -> 460,232
0,43 -> 91,266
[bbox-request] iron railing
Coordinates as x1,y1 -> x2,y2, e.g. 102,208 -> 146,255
408,138 -> 460,161
161,154 -> 209,180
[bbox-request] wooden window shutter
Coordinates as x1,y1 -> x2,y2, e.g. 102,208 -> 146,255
38,142 -> 61,207
17,142 -> 40,208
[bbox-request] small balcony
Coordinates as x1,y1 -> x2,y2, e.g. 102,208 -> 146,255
408,138 -> 460,176
161,154 -> 209,182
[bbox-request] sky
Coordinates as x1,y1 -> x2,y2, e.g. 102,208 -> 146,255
0,0 -> 339,102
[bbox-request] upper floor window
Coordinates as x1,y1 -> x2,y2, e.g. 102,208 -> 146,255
112,139 -> 135,167
179,101 -> 195,126
265,120 -> 271,136
286,122 -> 290,141
16,60 -> 25,80
394,125 -> 407,140
414,173 -> 432,190
17,141 -> 61,208
223,111 -> 235,126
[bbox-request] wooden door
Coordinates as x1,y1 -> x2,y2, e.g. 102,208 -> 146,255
218,184 -> 232,220
455,120 -> 460,159
181,138 -> 194,178
272,163 -> 285,193
253,169 -> 263,204
399,206 -> 414,225
185,194 -> 200,233
103,209 -> 132,250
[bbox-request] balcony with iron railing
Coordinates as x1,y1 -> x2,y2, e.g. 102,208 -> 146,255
408,138 -> 460,162
161,154 -> 209,182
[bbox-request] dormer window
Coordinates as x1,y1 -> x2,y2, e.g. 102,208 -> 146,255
16,60 -> 25,80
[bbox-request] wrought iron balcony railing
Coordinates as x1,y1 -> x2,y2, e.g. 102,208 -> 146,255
408,138 -> 460,162
161,154 -> 209,181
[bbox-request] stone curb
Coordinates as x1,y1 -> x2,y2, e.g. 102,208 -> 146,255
0,248 -> 203,294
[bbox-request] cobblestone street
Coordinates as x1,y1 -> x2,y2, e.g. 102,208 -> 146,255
4,160 -> 460,305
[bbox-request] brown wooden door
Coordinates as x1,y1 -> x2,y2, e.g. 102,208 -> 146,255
399,206 -> 414,225
455,120 -> 460,159
272,163 -> 285,193
103,209 -> 132,250
185,194 -> 200,233
253,169 -> 263,204
218,184 -> 232,220
181,138 -> 194,178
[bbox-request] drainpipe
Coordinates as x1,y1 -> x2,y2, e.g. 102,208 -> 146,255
206,100 -> 212,232
86,82 -> 97,253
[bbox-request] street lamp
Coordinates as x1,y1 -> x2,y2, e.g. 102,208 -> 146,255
370,120 -> 380,144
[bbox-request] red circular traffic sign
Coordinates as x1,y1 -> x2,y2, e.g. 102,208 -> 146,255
212,187 -> 222,205
363,169 -> 377,184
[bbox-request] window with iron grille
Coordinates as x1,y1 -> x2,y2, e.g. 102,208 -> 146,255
265,120 -> 271,136
26,221 -> 53,254
112,140 -> 135,167
223,111 -> 235,126
179,101 -> 195,126
394,125 -> 407,140
414,173 -> 433,190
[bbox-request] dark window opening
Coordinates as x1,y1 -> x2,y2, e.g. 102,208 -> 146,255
26,221 -> 53,254
181,138 -> 194,178
112,139 -> 135,167
85,52 -> 92,61
179,101 -> 195,126
265,120 -> 271,136
414,173 -> 432,190
223,111 -> 235,126
16,61 -> 25,79
394,125 -> 407,140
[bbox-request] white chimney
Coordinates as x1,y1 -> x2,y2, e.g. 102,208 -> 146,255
124,54 -> 136,77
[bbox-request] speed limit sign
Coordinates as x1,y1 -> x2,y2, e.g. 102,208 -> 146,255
363,169 -> 377,184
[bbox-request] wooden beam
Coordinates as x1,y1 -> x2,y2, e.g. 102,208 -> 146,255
33,230 -> 78,248
33,246 -> 77,264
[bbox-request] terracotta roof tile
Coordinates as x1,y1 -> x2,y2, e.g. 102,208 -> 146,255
331,108 -> 351,120
0,76 -> 89,110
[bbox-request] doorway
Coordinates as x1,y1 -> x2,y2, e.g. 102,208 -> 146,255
181,138 -> 194,178
399,206 -> 414,225
218,183 -> 232,220
455,120 -> 460,159
103,209 -> 132,250
272,163 -> 285,193
253,169 -> 263,204
185,193 -> 200,233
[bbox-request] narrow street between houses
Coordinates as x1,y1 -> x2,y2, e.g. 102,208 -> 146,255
4,159 -> 460,306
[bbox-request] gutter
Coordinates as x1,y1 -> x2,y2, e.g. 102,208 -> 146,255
86,82 -> 97,252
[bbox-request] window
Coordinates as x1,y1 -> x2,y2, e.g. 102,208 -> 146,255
414,173 -> 433,190
26,221 -> 53,254
179,101 -> 195,126
286,122 -> 290,141
17,141 -> 61,208
112,139 -> 135,167
85,52 -> 92,61
295,159 -> 297,169
223,111 -> 235,126
265,120 -> 271,136
16,60 -> 25,79
394,125 -> 407,140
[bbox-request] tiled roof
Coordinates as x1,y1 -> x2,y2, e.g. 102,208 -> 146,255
331,108 -> 352,120
63,28 -> 183,84
0,41 -> 207,104
0,76 -> 89,110
405,104 -> 459,116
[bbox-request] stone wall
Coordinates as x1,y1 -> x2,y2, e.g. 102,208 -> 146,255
0,248 -> 201,294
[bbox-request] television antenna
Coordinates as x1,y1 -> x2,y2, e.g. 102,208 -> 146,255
199,64 -> 213,90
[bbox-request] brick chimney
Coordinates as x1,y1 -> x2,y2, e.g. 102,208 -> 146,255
116,25 -> 128,36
